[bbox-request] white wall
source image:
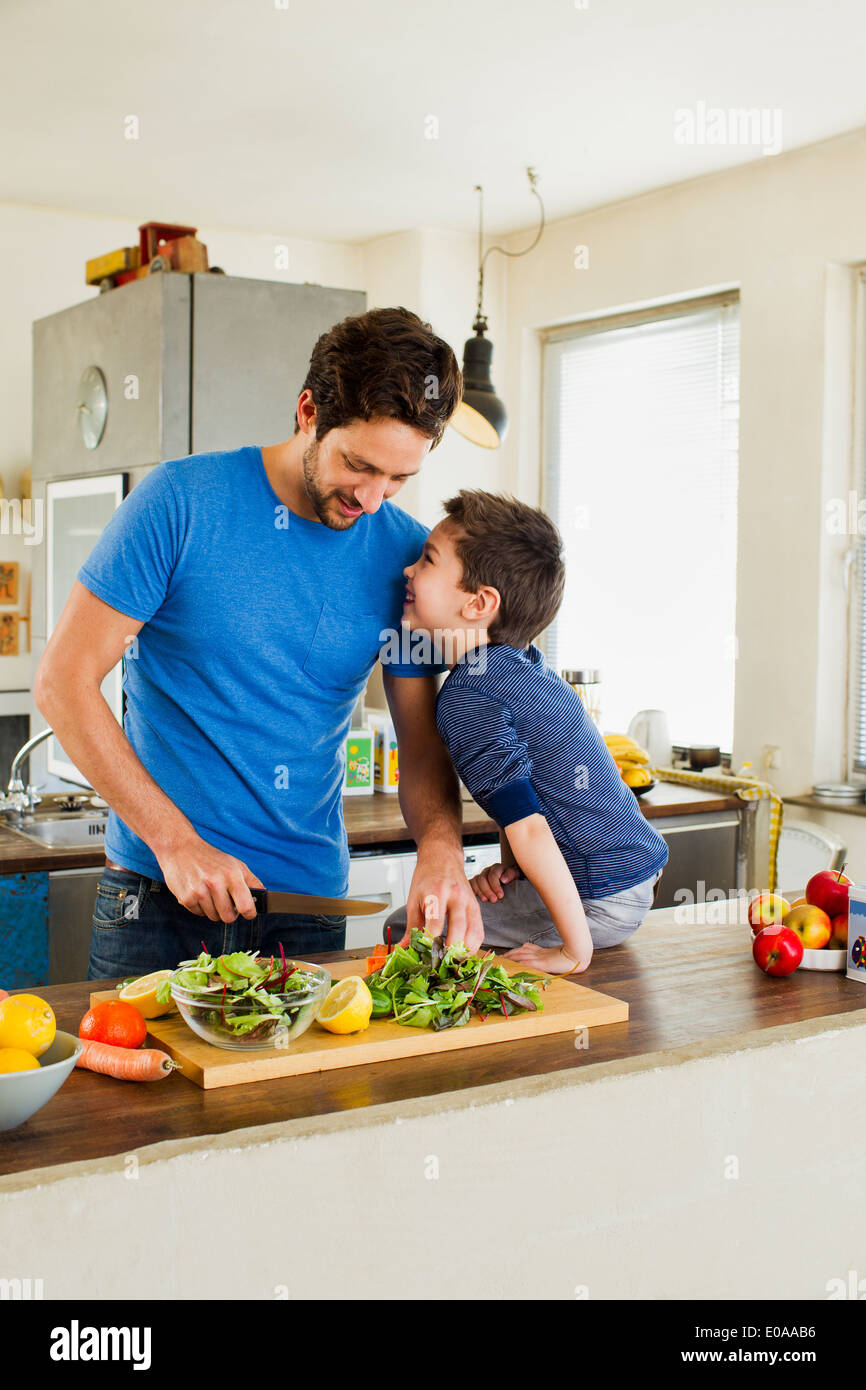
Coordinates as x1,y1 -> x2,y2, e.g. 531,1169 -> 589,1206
360,226 -> 506,528
499,127 -> 866,798
2,1008 -> 863,1299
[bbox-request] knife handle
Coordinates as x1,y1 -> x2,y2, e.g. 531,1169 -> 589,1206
250,888 -> 267,915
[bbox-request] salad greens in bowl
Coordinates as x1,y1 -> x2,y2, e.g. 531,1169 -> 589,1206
155,947 -> 330,1051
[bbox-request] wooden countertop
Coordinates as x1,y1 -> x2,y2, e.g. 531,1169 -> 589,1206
2,909 -> 860,1180
0,782 -> 742,876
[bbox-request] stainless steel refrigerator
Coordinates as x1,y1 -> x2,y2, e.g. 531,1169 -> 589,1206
27,271 -> 365,981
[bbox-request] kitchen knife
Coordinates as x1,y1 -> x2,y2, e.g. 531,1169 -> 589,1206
250,889 -> 388,917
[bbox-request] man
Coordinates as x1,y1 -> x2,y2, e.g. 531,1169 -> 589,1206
34,306 -> 483,979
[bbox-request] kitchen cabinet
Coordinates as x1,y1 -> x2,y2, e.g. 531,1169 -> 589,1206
651,811 -> 742,908
344,838 -> 501,948
0,872 -> 48,988
48,866 -> 103,985
345,852 -> 408,950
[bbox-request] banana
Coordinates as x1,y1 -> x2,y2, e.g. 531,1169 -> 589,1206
604,734 -> 650,764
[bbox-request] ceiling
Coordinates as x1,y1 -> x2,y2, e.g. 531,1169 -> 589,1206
1,0 -> 865,243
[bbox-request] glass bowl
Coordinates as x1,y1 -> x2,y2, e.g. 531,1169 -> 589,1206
169,960 -> 331,1052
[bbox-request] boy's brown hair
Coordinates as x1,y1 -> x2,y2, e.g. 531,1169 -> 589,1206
294,306 -> 462,447
442,490 -> 566,648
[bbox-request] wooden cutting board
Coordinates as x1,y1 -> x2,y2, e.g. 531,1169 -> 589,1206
89,957 -> 628,1089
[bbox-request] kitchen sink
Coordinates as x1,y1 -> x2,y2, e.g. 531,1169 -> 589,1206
9,815 -> 109,849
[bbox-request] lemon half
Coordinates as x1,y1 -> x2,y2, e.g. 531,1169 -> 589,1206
118,969 -> 175,1019
316,977 -> 373,1035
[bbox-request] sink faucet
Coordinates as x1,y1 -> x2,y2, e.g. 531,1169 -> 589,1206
0,726 -> 55,818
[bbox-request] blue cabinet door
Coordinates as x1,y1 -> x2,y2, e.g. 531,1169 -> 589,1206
0,873 -> 50,989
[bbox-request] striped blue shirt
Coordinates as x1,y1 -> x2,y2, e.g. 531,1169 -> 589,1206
435,643 -> 668,900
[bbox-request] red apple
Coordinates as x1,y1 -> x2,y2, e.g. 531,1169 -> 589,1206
806,869 -> 852,918
748,892 -> 791,935
752,924 -> 804,976
783,903 -> 832,949
829,911 -> 849,950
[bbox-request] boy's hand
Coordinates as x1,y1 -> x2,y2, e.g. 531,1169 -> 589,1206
470,862 -> 521,903
504,942 -> 593,975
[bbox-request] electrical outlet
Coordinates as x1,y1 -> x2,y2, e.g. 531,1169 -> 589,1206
762,744 -> 781,771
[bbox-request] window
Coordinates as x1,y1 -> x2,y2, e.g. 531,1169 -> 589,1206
542,294 -> 740,748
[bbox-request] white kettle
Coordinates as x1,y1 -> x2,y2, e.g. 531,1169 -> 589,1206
627,710 -> 672,768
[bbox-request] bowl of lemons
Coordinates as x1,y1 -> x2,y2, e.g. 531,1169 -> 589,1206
623,769 -> 656,797
603,734 -> 656,796
0,991 -> 82,1131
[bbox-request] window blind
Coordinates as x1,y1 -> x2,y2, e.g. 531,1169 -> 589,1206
542,297 -> 740,748
854,275 -> 866,770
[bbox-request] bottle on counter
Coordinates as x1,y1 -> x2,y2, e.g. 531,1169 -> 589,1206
562,669 -> 602,727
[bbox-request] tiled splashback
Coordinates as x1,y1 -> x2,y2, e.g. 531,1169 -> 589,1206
0,714 -> 29,782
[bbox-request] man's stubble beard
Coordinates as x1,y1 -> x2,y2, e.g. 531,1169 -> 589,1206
302,439 -> 357,531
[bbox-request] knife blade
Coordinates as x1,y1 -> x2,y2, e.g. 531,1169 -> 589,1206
250,889 -> 388,917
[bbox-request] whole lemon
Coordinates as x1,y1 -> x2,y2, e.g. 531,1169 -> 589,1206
622,766 -> 652,788
0,1047 -> 41,1072
0,996 -> 56,1057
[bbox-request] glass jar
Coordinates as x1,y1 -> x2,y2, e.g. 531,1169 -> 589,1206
562,668 -> 602,726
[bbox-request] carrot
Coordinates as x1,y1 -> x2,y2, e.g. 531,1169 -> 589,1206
365,942 -> 390,973
75,1039 -> 180,1081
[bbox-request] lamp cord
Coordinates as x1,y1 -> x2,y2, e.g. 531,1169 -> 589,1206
473,168 -> 545,324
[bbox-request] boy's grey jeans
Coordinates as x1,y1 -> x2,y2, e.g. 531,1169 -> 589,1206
383,869 -> 663,950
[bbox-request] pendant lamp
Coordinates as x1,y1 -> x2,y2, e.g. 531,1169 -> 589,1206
450,167 -> 545,449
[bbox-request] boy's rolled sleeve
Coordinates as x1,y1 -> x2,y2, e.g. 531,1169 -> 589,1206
436,685 -> 542,827
379,631 -> 448,679
76,465 -> 182,623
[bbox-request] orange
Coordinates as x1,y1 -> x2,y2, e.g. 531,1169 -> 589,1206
78,1000 -> 147,1050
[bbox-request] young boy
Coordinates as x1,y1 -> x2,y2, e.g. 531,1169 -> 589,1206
383,490 -> 668,975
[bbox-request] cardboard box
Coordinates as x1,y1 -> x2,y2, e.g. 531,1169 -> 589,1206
343,728 -> 374,796
847,885 -> 866,982
366,709 -> 399,794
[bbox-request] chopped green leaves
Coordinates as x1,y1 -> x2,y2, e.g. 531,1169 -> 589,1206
365,928 -> 548,1031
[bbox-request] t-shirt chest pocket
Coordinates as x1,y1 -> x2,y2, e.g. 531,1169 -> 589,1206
302,600 -> 386,692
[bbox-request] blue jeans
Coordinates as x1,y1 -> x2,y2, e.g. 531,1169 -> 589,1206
87,866 -> 346,981
383,870 -> 663,950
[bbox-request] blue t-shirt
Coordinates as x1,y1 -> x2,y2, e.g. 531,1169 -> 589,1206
77,445 -> 438,894
435,643 -> 669,899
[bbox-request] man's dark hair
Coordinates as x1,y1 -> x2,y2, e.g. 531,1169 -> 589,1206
442,490 -> 566,649
294,306 -> 462,446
